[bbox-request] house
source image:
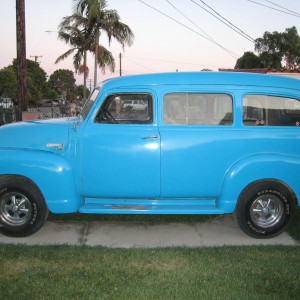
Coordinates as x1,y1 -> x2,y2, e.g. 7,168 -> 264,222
218,68 -> 300,80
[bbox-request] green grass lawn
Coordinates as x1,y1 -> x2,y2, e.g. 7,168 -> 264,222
287,207 -> 300,241
1,208 -> 299,299
0,244 -> 299,300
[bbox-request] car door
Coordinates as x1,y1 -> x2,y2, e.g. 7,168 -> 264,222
160,91 -> 235,198
81,91 -> 160,198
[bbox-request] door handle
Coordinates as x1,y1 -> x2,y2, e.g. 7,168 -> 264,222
142,135 -> 159,139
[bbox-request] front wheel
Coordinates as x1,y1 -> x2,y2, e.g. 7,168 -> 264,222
236,180 -> 296,238
0,176 -> 48,237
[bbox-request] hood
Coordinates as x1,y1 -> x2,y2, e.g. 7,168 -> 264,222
0,117 -> 77,153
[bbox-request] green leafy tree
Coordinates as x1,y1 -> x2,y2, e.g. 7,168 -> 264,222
27,77 -> 42,103
12,59 -> 47,99
49,69 -> 76,101
255,26 -> 300,69
76,84 -> 90,101
43,82 -> 58,100
0,67 -> 17,101
258,52 -> 282,69
281,27 -> 300,68
236,27 -> 300,69
235,52 -> 262,69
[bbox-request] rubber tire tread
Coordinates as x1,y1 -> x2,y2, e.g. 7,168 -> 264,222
236,180 -> 296,239
0,175 -> 49,237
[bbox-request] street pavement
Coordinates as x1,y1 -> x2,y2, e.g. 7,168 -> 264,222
0,215 -> 298,247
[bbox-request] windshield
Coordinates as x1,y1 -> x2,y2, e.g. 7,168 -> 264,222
81,88 -> 101,119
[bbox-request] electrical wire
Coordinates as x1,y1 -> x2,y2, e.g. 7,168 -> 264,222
124,55 -> 221,68
165,0 -> 239,58
125,57 -> 157,72
265,0 -> 300,17
190,0 -> 255,43
247,0 -> 300,18
197,0 -> 255,42
137,0 -> 241,59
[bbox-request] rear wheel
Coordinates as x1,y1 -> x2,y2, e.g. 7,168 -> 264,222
236,180 -> 295,238
0,176 -> 48,237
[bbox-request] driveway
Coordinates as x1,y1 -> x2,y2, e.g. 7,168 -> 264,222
0,215 -> 297,247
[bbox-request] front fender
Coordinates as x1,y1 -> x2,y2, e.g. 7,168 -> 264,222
0,149 -> 83,213
218,154 -> 300,212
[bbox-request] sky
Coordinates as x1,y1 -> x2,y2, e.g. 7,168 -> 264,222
0,0 -> 300,87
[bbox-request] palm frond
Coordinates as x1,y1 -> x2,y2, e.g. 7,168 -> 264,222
55,48 -> 77,64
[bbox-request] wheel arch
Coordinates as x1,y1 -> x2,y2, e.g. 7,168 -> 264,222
218,154 -> 300,212
0,149 -> 83,213
238,178 -> 297,203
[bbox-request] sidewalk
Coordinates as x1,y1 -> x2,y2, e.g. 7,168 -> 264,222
0,215 -> 298,248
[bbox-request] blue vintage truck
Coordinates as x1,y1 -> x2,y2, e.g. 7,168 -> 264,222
0,72 -> 300,238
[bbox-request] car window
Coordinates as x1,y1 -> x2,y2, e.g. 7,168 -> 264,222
95,93 -> 153,124
243,94 -> 300,126
163,93 -> 233,125
81,88 -> 100,119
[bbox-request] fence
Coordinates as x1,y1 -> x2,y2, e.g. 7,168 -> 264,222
0,108 -> 16,126
0,103 -> 77,126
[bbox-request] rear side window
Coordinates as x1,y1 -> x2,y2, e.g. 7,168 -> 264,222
164,93 -> 233,125
243,95 -> 300,126
95,93 -> 153,124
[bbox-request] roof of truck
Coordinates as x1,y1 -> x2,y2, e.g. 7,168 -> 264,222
101,71 -> 300,92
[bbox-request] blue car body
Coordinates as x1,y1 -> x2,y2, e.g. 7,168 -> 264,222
0,72 -> 300,237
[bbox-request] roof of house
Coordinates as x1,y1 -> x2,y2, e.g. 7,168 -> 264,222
219,68 -> 300,74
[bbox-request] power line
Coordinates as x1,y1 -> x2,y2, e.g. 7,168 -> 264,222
137,0 -> 241,58
247,0 -> 300,17
190,0 -> 255,43
165,0 -> 239,58
265,0 -> 300,16
125,57 -> 157,72
197,0 -> 255,42
125,55 -> 223,68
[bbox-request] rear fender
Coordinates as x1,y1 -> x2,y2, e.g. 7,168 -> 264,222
218,154 -> 300,212
0,149 -> 83,213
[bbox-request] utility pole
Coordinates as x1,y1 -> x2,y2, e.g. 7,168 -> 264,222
30,55 -> 42,63
119,53 -> 122,76
16,0 -> 28,121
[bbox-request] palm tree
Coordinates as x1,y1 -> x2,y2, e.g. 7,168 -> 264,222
55,13 -> 94,101
56,12 -> 117,100
73,0 -> 134,87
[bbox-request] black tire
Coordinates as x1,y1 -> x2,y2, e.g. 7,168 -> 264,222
236,180 -> 296,238
0,175 -> 49,237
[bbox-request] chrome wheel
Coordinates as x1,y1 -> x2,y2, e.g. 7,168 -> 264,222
250,194 -> 283,228
0,192 -> 32,226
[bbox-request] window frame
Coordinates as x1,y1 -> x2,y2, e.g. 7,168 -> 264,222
94,92 -> 154,125
242,93 -> 300,127
163,92 -> 234,126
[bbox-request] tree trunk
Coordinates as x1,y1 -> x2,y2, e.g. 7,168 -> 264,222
16,0 -> 28,121
83,50 -> 87,101
94,30 -> 99,88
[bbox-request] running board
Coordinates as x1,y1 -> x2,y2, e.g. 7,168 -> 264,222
79,199 -> 224,215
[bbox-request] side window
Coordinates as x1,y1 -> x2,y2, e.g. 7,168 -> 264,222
163,93 -> 233,125
243,95 -> 300,126
95,93 -> 153,124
